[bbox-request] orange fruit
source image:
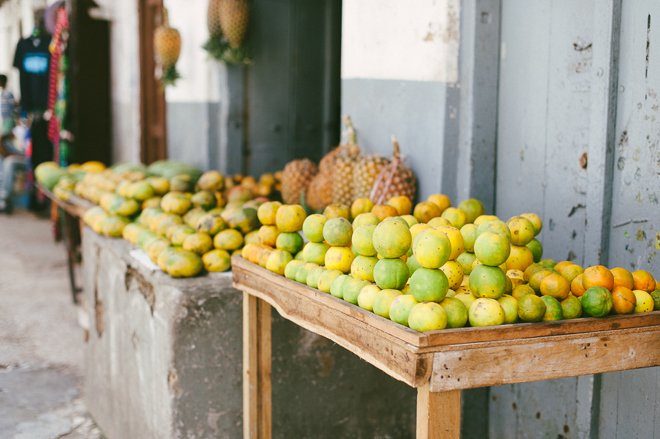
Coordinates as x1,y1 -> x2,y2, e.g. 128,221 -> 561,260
611,286 -> 636,314
571,273 -> 586,296
506,216 -> 536,246
582,265 -> 614,290
553,261 -> 574,272
555,263 -> 583,283
528,269 -> 553,292
351,198 -> 374,219
324,203 -> 350,219
413,201 -> 442,223
371,204 -> 399,221
519,212 -> 542,235
457,198 -> 484,224
632,269 -> 656,292
426,194 -> 451,213
505,245 -> 534,271
387,196 -> 413,215
610,267 -> 634,289
539,272 -> 570,300
441,207 -> 467,229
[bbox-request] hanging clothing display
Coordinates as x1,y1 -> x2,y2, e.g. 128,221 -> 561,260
47,5 -> 70,166
13,33 -> 52,113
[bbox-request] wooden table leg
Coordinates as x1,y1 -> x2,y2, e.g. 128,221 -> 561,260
243,293 -> 272,439
416,382 -> 461,438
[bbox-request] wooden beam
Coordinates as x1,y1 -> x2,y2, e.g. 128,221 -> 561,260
243,293 -> 272,439
417,383 -> 461,438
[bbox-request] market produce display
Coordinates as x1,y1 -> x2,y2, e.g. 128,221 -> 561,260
241,195 -> 659,332
35,160 -> 281,277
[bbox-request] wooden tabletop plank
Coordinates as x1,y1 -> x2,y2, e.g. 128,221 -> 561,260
233,256 -> 660,350
37,184 -> 92,218
429,326 -> 660,391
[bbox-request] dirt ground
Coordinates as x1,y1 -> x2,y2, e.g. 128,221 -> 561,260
0,211 -> 102,438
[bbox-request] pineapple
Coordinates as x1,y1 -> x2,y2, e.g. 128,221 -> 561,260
207,0 -> 223,37
331,116 -> 361,205
281,159 -> 318,204
370,136 -> 416,204
219,0 -> 249,49
154,9 -> 181,67
154,8 -> 181,85
353,154 -> 390,200
306,173 -> 332,211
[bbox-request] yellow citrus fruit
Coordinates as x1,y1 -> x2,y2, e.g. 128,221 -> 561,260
434,225 -> 464,260
265,249 -> 293,275
357,284 -> 381,311
371,204 -> 399,221
517,294 -> 546,322
473,214 -> 500,227
506,269 -> 525,287
352,212 -> 380,228
373,289 -> 402,318
213,229 -> 244,251
476,219 -> 511,239
504,245 -> 534,272
275,204 -> 306,232
498,295 -> 519,324
409,267 -> 449,302
506,216 -> 536,246
306,266 -> 325,288
410,223 -> 432,241
413,229 -> 452,269
408,302 -> 447,331
317,269 -> 342,293
632,270 -> 656,292
555,263 -> 583,283
284,259 -> 304,279
350,255 -> 378,282
373,258 -> 410,290
560,295 -> 582,319
454,291 -> 476,310
244,231 -> 260,245
469,265 -> 506,299
571,273 -> 586,296
323,217 -> 353,247
324,204 -> 350,219
457,198 -> 484,224
456,252 -> 476,275
258,225 -> 279,247
512,284 -> 535,300
351,198 -> 374,219
529,269 -> 553,292
460,224 -> 478,252
342,277 -> 370,304
183,232 -> 214,255
161,248 -> 203,278
387,196 -> 413,215
632,289 -> 654,313
302,214 -> 327,243
301,242 -> 330,265
324,247 -> 355,273
276,232 -> 304,254
202,249 -> 232,272
389,294 -> 419,326
441,207 -> 467,229
474,231 -> 511,266
352,225 -> 377,257
440,261 -> 464,290
426,194 -> 451,213
372,217 -> 412,258
520,213 -> 542,235
427,217 -> 451,228
413,201 -> 442,223
469,298 -> 505,327
400,215 -> 418,227
610,267 -> 634,289
540,272 -> 571,300
439,297 -> 468,328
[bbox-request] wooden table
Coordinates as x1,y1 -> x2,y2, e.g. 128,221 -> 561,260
38,185 -> 93,302
232,256 -> 660,438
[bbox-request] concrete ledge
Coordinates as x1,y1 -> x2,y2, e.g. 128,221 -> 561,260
82,228 -> 415,438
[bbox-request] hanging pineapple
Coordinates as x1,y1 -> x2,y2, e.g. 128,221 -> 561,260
370,136 -> 417,204
154,8 -> 181,85
331,116 -> 361,205
281,159 -> 318,204
203,0 -> 250,64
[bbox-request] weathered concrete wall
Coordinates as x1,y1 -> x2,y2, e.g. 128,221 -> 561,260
82,229 -> 415,438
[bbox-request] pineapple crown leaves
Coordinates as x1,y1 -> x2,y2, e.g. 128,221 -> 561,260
160,65 -> 181,86
202,36 -> 251,65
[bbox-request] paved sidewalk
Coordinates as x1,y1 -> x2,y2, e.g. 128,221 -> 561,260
0,211 -> 102,438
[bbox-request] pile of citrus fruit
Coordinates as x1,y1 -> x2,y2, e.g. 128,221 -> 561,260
37,160 -> 281,278
243,194 -> 659,332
